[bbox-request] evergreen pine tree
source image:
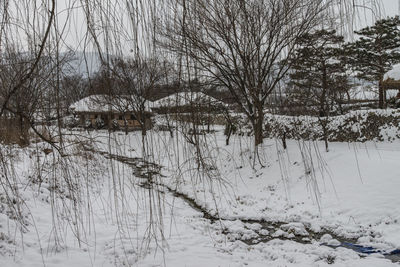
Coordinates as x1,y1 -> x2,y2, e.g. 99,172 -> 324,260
288,29 -> 349,117
344,16 -> 400,108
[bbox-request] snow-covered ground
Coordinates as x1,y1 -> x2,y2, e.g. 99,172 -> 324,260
0,126 -> 400,266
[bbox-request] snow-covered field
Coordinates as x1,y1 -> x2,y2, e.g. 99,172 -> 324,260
1,126 -> 400,266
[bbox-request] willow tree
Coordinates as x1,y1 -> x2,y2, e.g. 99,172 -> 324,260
160,0 -> 335,146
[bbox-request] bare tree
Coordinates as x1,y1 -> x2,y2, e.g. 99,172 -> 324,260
159,0 -> 334,147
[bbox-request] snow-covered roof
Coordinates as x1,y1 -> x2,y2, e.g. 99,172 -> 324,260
152,92 -> 226,108
384,64 -> 400,81
69,95 -> 153,113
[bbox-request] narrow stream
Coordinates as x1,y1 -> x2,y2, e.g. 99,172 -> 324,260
100,151 -> 400,263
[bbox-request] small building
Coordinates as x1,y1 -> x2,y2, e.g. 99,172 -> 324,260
69,95 -> 153,130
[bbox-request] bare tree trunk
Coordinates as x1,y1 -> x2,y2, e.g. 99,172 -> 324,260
321,64 -> 329,151
379,80 -> 384,109
141,123 -> 147,136
253,116 -> 264,147
225,124 -> 232,146
318,118 -> 329,152
254,103 -> 264,146
282,132 -> 287,150
324,125 -> 329,152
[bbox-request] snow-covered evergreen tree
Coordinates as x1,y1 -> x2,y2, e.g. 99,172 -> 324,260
344,16 -> 400,108
288,29 -> 349,116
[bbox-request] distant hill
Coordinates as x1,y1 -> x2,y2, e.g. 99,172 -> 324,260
61,51 -> 103,77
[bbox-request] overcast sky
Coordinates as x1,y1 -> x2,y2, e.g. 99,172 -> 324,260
384,1 -> 399,17
48,1 -> 400,55
351,1 -> 399,31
